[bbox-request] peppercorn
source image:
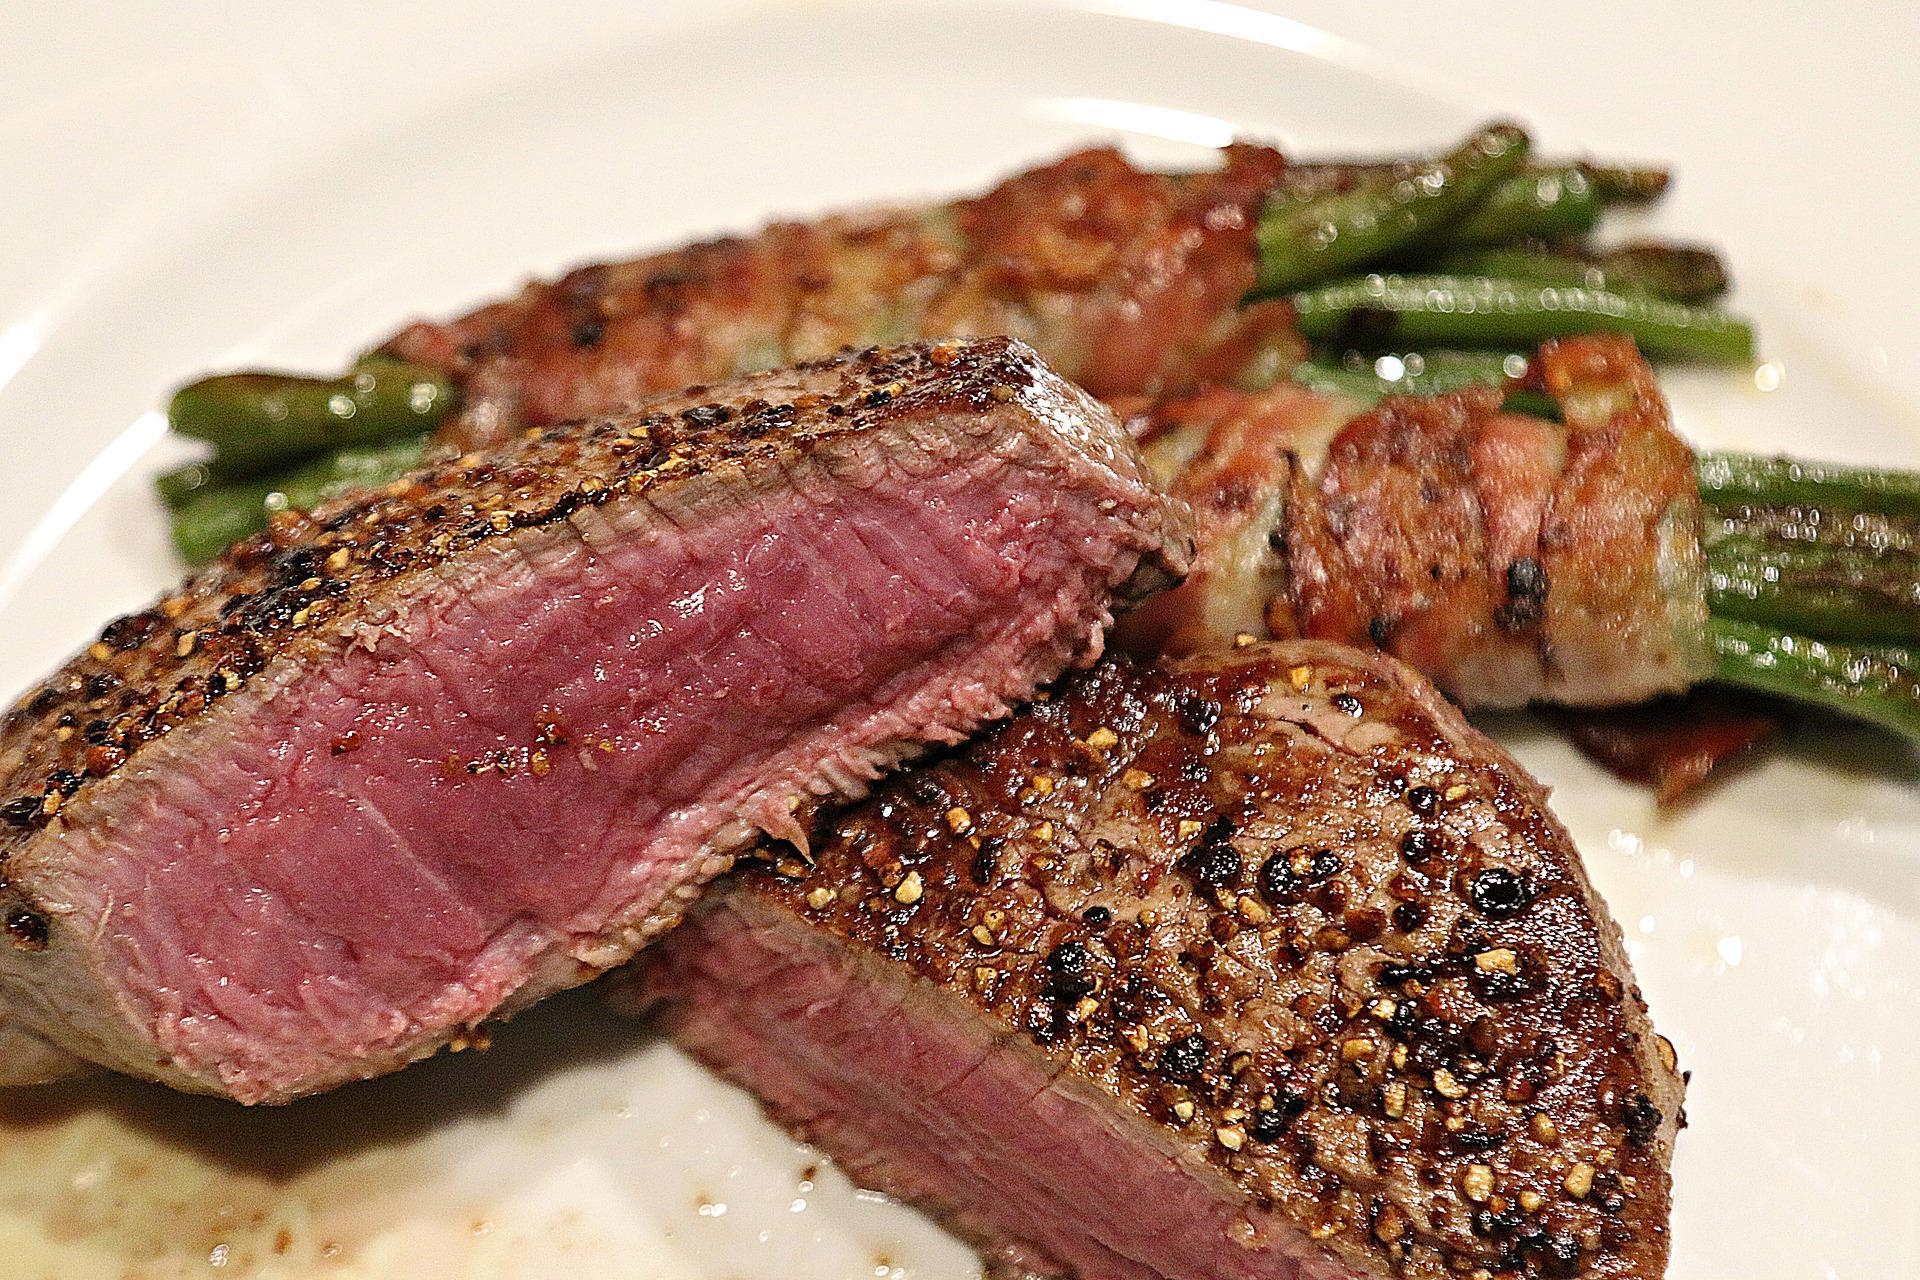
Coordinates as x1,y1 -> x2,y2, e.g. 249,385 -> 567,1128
1377,962 -> 1435,988
1392,902 -> 1430,932
1044,941 -> 1095,1000
1174,694 -> 1221,735
1400,829 -> 1441,863
1469,867 -> 1534,918
1159,1032 -> 1210,1079
1624,1092 -> 1662,1146
1258,851 -> 1301,903
1248,1107 -> 1288,1143
1180,841 -> 1242,890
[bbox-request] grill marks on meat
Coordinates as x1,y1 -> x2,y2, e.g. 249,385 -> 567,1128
631,642 -> 1684,1280
383,146 -> 1296,449
1116,337 -> 1711,709
0,339 -> 1189,1102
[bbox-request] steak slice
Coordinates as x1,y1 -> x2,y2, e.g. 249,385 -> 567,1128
627,641 -> 1684,1280
0,338 -> 1189,1104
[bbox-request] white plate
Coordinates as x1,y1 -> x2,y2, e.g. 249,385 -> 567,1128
0,2 -> 1914,1276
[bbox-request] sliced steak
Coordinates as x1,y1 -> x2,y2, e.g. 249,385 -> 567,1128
0,338 -> 1189,1104
1114,336 -> 1712,709
627,641 -> 1683,1280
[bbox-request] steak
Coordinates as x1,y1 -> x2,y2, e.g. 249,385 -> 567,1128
0,338 -> 1189,1104
627,641 -> 1684,1279
1114,336 -> 1712,709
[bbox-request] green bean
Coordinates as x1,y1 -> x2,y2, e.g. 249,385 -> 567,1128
1579,163 -> 1671,202
1289,350 -> 1563,416
1710,618 -> 1920,741
1426,243 -> 1730,303
1705,529 -> 1920,643
154,461 -> 218,510
170,435 -> 430,564
1253,123 -> 1530,294
1442,165 -> 1605,245
1697,452 -> 1920,519
1293,349 -> 1510,394
1584,242 -> 1731,301
1710,503 -> 1920,558
1284,158 -> 1668,203
1291,274 -> 1756,363
167,357 -> 454,476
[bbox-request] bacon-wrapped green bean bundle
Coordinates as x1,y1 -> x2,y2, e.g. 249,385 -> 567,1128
383,147 -> 1302,450
1116,336 -> 1712,710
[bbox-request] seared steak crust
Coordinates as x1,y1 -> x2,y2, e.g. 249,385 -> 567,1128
1118,337 -> 1711,708
639,642 -> 1683,1279
0,339 -> 1188,1101
383,146 -> 1297,449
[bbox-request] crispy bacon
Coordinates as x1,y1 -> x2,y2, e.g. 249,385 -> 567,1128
1113,382 -> 1349,656
1549,692 -> 1782,804
1527,336 -> 1713,706
385,147 -> 1296,450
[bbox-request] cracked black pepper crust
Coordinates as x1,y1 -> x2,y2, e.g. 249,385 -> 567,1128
0,338 -> 1174,877
745,641 -> 1683,1280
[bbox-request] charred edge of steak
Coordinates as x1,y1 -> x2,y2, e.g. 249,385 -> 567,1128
0,339 -> 1122,876
661,642 -> 1684,1280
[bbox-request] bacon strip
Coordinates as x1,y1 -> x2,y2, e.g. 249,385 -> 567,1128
1530,337 -> 1712,705
1549,693 -> 1781,804
1113,383 -> 1350,657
